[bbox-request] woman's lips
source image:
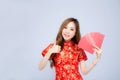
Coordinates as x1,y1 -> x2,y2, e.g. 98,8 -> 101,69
64,34 -> 70,38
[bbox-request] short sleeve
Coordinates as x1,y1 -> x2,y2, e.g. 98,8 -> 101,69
78,48 -> 88,62
42,43 -> 54,57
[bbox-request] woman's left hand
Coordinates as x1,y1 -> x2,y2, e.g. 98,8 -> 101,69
93,45 -> 102,59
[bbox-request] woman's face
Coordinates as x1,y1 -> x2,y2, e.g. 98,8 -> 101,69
62,22 -> 76,42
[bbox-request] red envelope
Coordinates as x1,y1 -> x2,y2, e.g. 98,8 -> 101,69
78,32 -> 105,54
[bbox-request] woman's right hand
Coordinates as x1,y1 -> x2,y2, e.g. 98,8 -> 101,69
49,43 -> 61,54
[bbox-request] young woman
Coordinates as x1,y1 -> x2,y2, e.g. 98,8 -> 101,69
39,18 -> 102,80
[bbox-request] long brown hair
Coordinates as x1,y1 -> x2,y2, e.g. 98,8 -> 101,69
50,17 -> 81,68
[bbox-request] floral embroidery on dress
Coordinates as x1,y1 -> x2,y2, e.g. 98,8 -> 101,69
42,41 -> 87,80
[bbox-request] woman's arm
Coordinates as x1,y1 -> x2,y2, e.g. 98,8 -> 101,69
38,49 -> 53,70
38,44 -> 61,70
80,46 -> 102,75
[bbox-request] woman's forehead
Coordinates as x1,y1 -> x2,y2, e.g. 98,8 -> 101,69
66,22 -> 76,28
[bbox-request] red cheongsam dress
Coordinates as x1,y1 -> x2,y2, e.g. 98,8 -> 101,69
42,41 -> 87,80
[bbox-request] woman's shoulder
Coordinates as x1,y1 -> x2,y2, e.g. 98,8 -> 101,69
42,42 -> 54,56
47,42 -> 54,47
74,44 -> 84,51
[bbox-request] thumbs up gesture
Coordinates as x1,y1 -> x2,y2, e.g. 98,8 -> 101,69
49,42 -> 61,54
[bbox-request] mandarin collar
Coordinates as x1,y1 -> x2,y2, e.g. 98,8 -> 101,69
64,40 -> 74,47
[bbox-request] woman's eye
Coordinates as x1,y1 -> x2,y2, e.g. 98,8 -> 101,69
64,26 -> 67,29
71,29 -> 74,31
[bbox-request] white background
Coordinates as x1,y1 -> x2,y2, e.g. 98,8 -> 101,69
0,0 -> 120,80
